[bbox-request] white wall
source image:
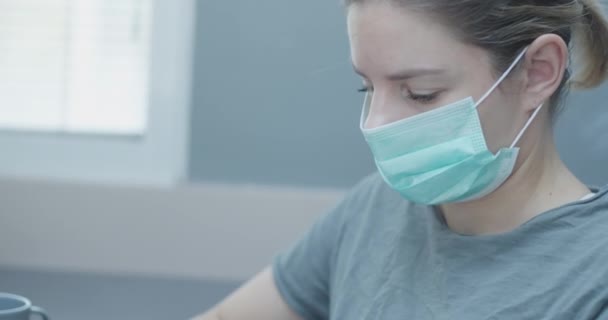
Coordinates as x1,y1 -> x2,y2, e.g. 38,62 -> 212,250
0,178 -> 344,281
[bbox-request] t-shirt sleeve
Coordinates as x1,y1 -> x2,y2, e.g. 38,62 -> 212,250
272,174 -> 380,320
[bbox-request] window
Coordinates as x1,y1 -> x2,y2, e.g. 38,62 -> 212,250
0,0 -> 196,185
0,0 -> 152,135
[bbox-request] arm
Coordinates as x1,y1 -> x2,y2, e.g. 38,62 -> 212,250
191,267 -> 302,320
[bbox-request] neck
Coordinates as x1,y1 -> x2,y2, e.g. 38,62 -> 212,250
439,126 -> 590,236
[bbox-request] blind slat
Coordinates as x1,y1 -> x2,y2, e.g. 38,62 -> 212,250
0,0 -> 152,135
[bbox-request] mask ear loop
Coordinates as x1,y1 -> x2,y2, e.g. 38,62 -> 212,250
509,104 -> 543,148
474,47 -> 529,108
509,103 -> 544,148
471,46 -> 543,148
360,93 -> 370,129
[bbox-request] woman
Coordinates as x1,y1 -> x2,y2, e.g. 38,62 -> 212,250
195,0 -> 608,319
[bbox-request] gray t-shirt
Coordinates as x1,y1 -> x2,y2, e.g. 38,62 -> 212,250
273,173 -> 608,320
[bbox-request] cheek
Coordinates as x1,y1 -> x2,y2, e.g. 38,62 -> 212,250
477,94 -> 522,153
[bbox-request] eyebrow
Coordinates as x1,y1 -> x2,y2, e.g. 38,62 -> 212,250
352,64 -> 445,81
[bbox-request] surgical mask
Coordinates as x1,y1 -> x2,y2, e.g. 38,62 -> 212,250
360,48 -> 543,205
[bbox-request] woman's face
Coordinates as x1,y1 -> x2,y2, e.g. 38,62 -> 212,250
347,2 -> 527,152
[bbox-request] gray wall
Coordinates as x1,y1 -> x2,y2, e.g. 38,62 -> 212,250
555,85 -> 608,187
188,1 -> 608,188
188,0 -> 375,188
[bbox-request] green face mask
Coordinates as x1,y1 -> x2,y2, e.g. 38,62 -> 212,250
360,48 -> 543,205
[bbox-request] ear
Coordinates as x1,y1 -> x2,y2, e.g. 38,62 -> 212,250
520,34 -> 569,111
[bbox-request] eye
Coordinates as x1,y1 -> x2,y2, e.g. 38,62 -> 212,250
406,91 -> 441,104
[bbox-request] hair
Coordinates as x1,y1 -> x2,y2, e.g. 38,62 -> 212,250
343,0 -> 608,116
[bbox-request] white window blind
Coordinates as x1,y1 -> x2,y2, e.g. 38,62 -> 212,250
0,0 -> 152,135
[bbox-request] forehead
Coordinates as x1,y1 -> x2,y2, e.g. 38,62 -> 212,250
346,3 -> 487,75
347,3 -> 446,43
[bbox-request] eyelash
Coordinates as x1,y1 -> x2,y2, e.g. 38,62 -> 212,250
357,86 -> 440,104
408,92 -> 439,103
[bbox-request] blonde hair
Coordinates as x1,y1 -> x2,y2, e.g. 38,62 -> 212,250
574,0 -> 608,88
344,0 -> 608,112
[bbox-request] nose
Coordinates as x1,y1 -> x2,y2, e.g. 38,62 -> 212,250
364,110 -> 394,129
363,94 -> 414,130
